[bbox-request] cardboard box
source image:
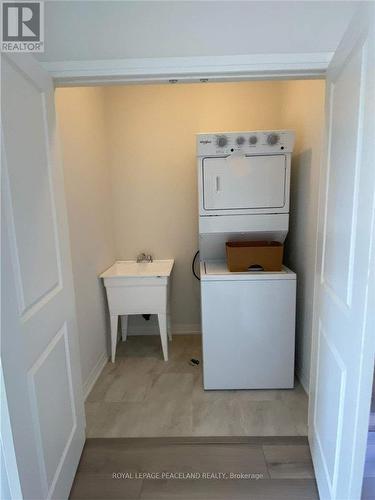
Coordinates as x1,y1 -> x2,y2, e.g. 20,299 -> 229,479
226,241 -> 284,272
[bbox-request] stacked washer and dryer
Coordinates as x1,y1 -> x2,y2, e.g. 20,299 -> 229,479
197,130 -> 296,390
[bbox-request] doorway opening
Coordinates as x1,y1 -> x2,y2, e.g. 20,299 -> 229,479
55,78 -> 325,438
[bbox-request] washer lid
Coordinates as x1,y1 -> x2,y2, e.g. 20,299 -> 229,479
201,260 -> 296,281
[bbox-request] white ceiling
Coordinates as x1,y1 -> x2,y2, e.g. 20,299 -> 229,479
38,1 -> 358,63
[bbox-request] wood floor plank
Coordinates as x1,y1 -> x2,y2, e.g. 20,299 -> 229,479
70,437 -> 319,500
83,435 -> 309,447
139,478 -> 319,499
263,444 -> 315,479
77,441 -> 269,478
69,473 -> 143,499
362,477 -> 375,499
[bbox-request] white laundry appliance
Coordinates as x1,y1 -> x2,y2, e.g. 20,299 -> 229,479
197,130 -> 297,389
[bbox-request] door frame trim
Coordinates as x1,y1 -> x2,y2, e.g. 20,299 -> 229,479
42,52 -> 332,86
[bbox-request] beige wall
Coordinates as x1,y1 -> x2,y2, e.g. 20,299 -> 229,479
56,80 -> 325,392
281,80 -> 326,391
56,87 -> 115,396
105,82 -> 285,331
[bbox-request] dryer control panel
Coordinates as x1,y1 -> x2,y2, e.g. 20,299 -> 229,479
197,130 -> 295,156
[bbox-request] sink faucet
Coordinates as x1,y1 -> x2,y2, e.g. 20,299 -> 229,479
136,252 -> 153,263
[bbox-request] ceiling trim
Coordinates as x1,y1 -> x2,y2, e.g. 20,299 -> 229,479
42,52 -> 332,86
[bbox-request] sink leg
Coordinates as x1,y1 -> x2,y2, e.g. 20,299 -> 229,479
158,313 -> 168,361
167,314 -> 172,341
167,281 -> 172,342
121,315 -> 128,342
110,314 -> 118,363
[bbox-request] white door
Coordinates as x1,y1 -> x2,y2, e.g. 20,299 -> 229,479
309,5 -> 375,500
1,54 -> 85,499
202,155 -> 287,211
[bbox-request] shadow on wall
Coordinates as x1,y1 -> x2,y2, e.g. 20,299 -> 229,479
99,278 -> 112,354
285,148 -> 315,383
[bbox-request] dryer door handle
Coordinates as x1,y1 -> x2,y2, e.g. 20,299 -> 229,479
215,176 -> 221,193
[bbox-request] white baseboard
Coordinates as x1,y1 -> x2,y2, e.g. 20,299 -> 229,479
172,324 -> 201,335
127,323 -> 201,336
82,350 -> 108,400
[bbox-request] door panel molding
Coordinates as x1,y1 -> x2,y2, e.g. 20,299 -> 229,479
2,58 -> 64,320
27,324 -> 77,497
321,42 -> 366,309
313,323 -> 347,497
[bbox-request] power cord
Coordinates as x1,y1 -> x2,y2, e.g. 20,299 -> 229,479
192,250 -> 200,281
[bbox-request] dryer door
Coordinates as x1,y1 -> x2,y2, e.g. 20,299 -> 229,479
203,155 -> 286,212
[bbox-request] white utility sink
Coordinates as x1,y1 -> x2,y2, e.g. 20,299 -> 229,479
100,260 -> 174,362
101,260 -> 174,278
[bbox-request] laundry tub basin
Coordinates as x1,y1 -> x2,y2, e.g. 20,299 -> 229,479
100,260 -> 174,362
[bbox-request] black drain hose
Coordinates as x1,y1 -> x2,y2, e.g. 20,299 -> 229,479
192,250 -> 200,281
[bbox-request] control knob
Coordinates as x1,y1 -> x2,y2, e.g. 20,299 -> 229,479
249,135 -> 258,145
267,133 -> 279,145
236,136 -> 245,145
216,135 -> 228,147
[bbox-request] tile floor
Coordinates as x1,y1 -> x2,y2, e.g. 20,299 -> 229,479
86,335 -> 308,438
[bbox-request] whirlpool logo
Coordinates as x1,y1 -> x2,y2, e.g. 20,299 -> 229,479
1,1 -> 44,52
